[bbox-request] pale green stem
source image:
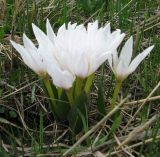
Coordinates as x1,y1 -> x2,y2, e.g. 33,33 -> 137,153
66,88 -> 74,106
84,73 -> 95,93
57,87 -> 62,98
43,76 -> 56,112
75,77 -> 83,97
110,79 -> 122,110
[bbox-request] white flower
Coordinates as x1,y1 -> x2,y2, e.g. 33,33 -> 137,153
46,20 -> 125,78
108,36 -> 154,80
31,21 -> 76,89
11,19 -> 125,89
10,34 -> 47,76
47,64 -> 75,90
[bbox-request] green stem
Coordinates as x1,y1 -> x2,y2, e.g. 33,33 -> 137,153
110,79 -> 122,110
66,88 -> 74,106
84,73 -> 95,94
43,76 -> 56,112
75,77 -> 83,97
57,87 -> 62,98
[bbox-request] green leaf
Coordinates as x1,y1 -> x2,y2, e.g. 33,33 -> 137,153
51,82 -> 58,99
55,90 -> 70,122
110,114 -> 121,134
77,107 -> 91,145
97,114 -> 121,145
97,66 -> 106,117
0,27 -> 5,40
97,82 -> 106,116
84,73 -> 95,93
0,145 -> 10,157
9,111 -> 17,118
68,91 -> 88,133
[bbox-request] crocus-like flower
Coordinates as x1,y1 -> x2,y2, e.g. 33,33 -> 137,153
11,34 -> 47,76
108,36 -> 154,81
31,23 -> 75,89
45,20 -> 125,78
11,25 -> 75,89
11,20 -> 125,89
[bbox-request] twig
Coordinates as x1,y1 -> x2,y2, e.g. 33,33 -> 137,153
124,95 -> 160,106
122,81 -> 160,131
63,96 -> 130,156
117,113 -> 159,149
106,135 -> 160,156
91,130 -> 160,152
0,79 -> 40,100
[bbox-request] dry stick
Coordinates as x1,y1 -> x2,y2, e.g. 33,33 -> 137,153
84,10 -> 99,25
14,97 -> 32,137
0,79 -> 40,100
90,94 -> 160,106
126,13 -> 160,34
114,134 -> 135,157
144,17 -> 160,28
132,25 -> 140,56
76,131 -> 160,157
106,135 -> 160,156
122,81 -> 160,131
91,130 -> 160,152
3,143 -> 69,153
111,0 -> 133,21
124,95 -> 160,106
0,126 -> 22,146
0,80 -> 18,90
117,113 -> 159,149
63,96 -> 129,156
144,22 -> 160,32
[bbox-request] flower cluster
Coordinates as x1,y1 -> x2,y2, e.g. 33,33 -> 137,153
11,20 -> 154,132
11,20 -> 125,89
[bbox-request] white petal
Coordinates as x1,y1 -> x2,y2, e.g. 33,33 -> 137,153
10,41 -> 38,72
109,33 -> 125,50
23,34 -> 37,51
37,45 -> 53,63
108,50 -> 119,70
57,23 -> 66,36
76,24 -> 86,31
119,36 -> 133,66
88,51 -> 111,76
128,45 -> 154,74
108,54 -> 113,70
87,56 -> 98,76
102,23 -> 110,35
93,52 -> 111,74
32,23 -> 57,63
116,60 -> 128,79
22,34 -> 47,73
98,23 -> 110,42
112,50 -> 119,67
111,29 -> 121,38
74,52 -> 89,78
68,22 -> 77,30
46,19 -> 56,44
32,23 -> 50,46
47,64 -> 75,89
28,48 -> 46,73
87,20 -> 98,33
